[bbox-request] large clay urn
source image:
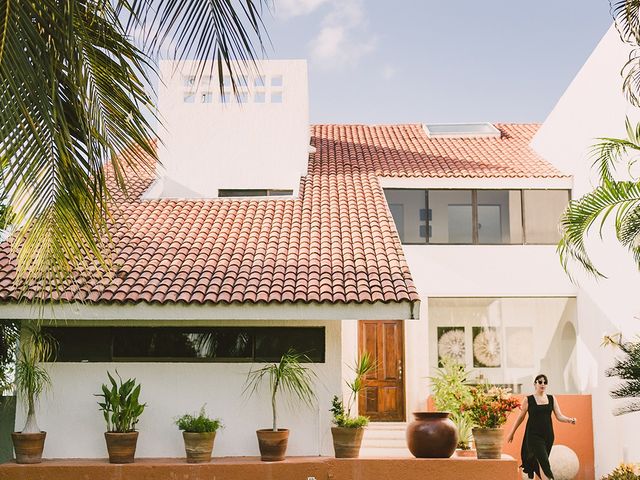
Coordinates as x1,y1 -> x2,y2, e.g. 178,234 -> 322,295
256,429 -> 289,461
406,412 -> 457,458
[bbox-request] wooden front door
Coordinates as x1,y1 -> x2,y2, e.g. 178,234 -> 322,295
358,320 -> 405,422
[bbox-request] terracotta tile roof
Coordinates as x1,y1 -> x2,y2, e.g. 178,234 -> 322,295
0,123 -> 562,305
313,123 -> 566,179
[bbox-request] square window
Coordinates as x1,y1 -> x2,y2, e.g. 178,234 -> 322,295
237,75 -> 248,87
254,92 -> 266,103
271,75 -> 283,87
223,75 -> 232,87
271,91 -> 283,103
220,92 -> 231,103
201,92 -> 213,103
254,75 -> 266,87
183,93 -> 195,103
238,92 -> 249,103
183,75 -> 196,88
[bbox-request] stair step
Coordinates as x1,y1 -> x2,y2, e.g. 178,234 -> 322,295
359,447 -> 413,458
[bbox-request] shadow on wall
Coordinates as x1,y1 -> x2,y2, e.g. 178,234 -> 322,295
0,396 -> 16,463
539,301 -> 579,393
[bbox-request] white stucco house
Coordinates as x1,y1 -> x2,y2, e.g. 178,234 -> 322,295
1,25 -> 639,478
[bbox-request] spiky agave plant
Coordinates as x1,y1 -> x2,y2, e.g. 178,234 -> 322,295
245,349 -> 316,432
15,328 -> 56,434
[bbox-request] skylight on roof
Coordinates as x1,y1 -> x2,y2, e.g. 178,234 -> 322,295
424,123 -> 501,138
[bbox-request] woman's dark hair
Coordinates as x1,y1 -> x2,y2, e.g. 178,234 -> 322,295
534,374 -> 548,384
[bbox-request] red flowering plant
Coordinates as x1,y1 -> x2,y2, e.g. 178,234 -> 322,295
461,385 -> 520,429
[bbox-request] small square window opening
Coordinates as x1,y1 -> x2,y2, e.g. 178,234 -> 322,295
254,92 -> 266,103
271,75 -> 283,87
271,91 -> 283,103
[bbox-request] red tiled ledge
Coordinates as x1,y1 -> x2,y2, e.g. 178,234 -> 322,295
0,456 -> 519,480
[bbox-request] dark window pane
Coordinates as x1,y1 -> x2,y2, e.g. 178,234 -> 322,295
112,328 -> 253,360
43,327 -> 112,362
477,190 -> 523,244
383,189 -> 427,243
218,189 -> 268,197
523,190 -> 569,244
44,326 -> 325,363
428,190 -> 473,244
254,327 -> 325,362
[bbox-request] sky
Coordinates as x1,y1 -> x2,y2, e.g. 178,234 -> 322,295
255,1 -> 614,124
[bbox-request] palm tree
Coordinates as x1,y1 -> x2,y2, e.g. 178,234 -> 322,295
0,1 -> 268,290
558,118 -> 640,278
611,0 -> 640,106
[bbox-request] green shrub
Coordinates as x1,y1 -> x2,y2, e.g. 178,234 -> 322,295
430,358 -> 474,449
96,371 -> 146,433
176,406 -> 222,433
601,463 -> 640,480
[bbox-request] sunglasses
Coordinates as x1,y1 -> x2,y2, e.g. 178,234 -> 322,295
536,380 -> 548,385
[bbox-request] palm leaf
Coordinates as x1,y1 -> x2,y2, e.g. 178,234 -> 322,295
0,0 -> 268,297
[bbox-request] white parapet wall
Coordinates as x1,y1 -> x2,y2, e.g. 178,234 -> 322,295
16,319 -> 341,459
152,59 -> 310,199
531,23 -> 640,475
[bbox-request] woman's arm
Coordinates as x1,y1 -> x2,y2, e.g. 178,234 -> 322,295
553,397 -> 576,424
507,396 -> 528,443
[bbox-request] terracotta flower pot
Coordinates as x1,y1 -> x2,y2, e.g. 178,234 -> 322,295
256,429 -> 289,462
454,448 -> 477,458
182,431 -> 216,463
472,427 -> 504,459
406,412 -> 458,458
104,431 -> 139,464
331,426 -> 364,458
11,431 -> 46,464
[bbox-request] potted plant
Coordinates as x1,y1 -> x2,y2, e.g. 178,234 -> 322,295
96,371 -> 146,464
175,405 -> 222,463
11,329 -> 55,464
430,358 -> 475,456
330,352 -> 374,458
244,349 -> 316,461
462,385 -> 520,459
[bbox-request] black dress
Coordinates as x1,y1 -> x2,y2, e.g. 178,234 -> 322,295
521,394 -> 555,479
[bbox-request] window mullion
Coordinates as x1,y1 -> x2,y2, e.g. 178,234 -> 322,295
472,190 -> 478,244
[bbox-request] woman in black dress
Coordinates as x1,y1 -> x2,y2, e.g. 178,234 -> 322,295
506,374 -> 577,480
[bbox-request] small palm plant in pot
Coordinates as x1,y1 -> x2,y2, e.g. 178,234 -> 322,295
330,352 -> 375,458
175,406 -> 222,463
96,371 -> 146,464
11,328 -> 55,464
244,349 -> 316,462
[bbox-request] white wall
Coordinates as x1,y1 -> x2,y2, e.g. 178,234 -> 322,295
17,320 -> 341,458
153,59 -> 309,199
531,24 -> 640,475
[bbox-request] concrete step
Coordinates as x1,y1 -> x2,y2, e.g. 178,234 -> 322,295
360,422 -> 411,458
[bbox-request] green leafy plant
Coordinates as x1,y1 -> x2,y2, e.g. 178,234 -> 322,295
175,406 -> 222,433
14,328 -> 56,434
331,352 -> 375,428
244,349 -> 316,432
430,358 -> 474,449
96,371 -> 146,433
605,335 -> 640,415
601,462 -> 640,480
0,319 -> 19,395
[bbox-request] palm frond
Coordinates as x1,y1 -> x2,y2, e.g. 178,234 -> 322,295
611,0 -> 640,44
126,0 -> 270,89
591,119 -> 640,184
0,1 -> 156,292
558,181 -> 640,279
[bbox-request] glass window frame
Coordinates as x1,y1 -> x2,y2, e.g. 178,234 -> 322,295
383,188 -> 570,246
